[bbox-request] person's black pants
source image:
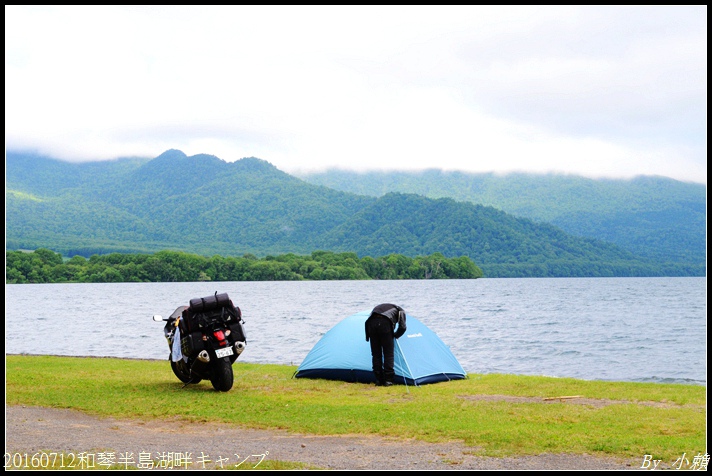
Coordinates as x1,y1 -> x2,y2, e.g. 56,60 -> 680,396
367,317 -> 395,383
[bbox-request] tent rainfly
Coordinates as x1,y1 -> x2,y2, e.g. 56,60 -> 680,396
294,310 -> 467,385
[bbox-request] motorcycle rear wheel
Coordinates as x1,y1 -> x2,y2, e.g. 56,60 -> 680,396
170,357 -> 201,384
210,357 -> 234,392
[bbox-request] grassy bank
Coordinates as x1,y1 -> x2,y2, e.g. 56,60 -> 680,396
6,355 -> 706,464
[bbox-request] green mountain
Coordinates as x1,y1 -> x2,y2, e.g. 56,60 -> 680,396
6,149 -> 373,257
5,150 -> 704,277
296,169 -> 707,265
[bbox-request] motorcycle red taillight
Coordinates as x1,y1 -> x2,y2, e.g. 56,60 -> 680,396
214,330 -> 226,343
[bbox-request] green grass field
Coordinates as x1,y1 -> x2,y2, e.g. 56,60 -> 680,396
6,355 -> 706,466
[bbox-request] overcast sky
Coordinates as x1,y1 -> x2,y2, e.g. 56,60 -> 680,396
5,5 -> 707,184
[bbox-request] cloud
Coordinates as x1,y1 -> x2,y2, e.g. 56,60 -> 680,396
5,5 -> 707,183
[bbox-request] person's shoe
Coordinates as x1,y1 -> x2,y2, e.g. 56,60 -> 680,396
383,381 -> 394,387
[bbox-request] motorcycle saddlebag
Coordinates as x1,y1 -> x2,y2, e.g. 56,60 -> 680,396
229,321 -> 247,343
180,331 -> 205,357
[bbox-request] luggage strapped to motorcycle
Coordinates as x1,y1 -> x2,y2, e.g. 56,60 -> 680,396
181,292 -> 242,334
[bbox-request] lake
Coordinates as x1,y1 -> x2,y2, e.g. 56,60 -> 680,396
4,277 -> 706,385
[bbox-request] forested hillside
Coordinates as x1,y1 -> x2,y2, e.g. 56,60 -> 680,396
297,169 -> 706,265
6,150 -> 704,277
315,193 -> 690,277
6,150 -> 374,257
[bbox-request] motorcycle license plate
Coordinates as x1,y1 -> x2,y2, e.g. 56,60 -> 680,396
215,347 -> 234,358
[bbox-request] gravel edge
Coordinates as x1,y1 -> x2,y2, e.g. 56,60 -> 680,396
5,405 -> 644,470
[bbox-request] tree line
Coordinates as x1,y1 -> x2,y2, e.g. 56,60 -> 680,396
8,151 -> 705,278
5,248 -> 484,284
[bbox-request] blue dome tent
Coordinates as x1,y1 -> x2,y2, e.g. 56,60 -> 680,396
294,310 -> 467,385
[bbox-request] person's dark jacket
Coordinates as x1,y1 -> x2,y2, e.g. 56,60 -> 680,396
365,303 -> 407,341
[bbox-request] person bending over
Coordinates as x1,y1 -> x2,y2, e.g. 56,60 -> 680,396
365,303 -> 407,386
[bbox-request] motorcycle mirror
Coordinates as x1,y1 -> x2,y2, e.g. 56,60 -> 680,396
152,315 -> 164,322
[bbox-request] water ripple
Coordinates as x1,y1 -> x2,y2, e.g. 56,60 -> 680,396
5,277 -> 706,386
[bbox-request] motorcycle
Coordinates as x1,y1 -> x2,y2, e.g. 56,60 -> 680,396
153,291 -> 247,392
